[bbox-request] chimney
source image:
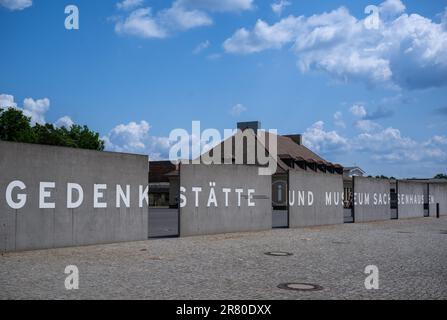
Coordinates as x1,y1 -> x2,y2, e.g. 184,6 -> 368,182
285,134 -> 302,145
237,121 -> 261,133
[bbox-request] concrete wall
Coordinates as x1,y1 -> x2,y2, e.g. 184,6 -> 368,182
429,183 -> 447,217
0,141 -> 148,252
353,177 -> 391,222
179,164 -> 272,236
397,181 -> 425,219
288,170 -> 344,228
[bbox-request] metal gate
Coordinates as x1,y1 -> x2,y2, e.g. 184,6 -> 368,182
148,208 -> 179,238
391,183 -> 398,219
344,208 -> 354,223
272,175 -> 289,228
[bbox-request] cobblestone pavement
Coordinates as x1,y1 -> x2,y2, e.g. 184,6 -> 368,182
1,217 -> 446,300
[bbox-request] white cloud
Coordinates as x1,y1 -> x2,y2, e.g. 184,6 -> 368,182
379,0 -> 406,20
441,7 -> 447,29
0,0 -> 32,11
426,135 -> 447,147
355,119 -> 381,132
114,1 -> 213,39
22,97 -> 50,125
55,116 -> 74,129
353,127 -> 447,163
271,0 -> 291,16
207,53 -> 222,60
223,0 -> 447,89
115,8 -> 168,39
193,40 -> 210,54
300,117 -> 447,166
103,120 -> 174,159
0,94 -> 17,108
103,119 -> 228,159
333,111 -> 346,128
115,0 -> 253,39
223,16 -> 302,54
230,103 -> 247,116
0,93 -> 73,127
104,120 -> 151,152
302,121 -> 350,155
177,0 -> 253,12
350,104 -> 367,117
158,2 -> 212,31
117,0 -> 144,11
145,136 -> 172,160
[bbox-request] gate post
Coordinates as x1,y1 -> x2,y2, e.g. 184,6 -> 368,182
437,203 -> 440,219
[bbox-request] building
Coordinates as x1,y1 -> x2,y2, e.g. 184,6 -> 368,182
343,166 -> 365,178
148,161 -> 178,208
149,121 -> 344,223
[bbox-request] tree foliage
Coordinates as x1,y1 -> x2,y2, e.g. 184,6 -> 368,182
433,173 -> 447,180
0,108 -> 104,151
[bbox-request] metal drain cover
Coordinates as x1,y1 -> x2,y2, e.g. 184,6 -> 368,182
278,283 -> 323,292
265,251 -> 293,257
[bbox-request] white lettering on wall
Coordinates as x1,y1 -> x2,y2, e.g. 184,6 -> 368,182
94,184 -> 107,208
139,185 -> 148,208
307,191 -> 314,207
4,181 -> 150,210
39,182 -> 55,209
180,186 -> 187,208
248,189 -> 255,207
116,185 -> 130,208
297,191 -> 305,206
192,187 -> 202,208
398,193 -> 427,205
235,189 -> 243,207
325,192 -> 332,206
180,185 -> 259,208
207,182 -> 218,207
222,188 -> 231,207
67,183 -> 83,209
6,180 -> 27,209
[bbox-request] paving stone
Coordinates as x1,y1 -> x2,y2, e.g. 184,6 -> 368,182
0,217 -> 446,300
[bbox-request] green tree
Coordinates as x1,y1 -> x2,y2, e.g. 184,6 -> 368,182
67,125 -> 105,151
0,108 -> 104,151
33,123 -> 70,147
0,108 -> 36,143
434,173 -> 447,180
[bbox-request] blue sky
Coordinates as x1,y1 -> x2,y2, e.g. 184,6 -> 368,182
1,0 -> 446,178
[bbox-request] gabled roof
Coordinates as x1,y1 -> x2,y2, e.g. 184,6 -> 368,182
149,161 -> 178,182
343,166 -> 366,174
200,129 -> 343,174
150,129 -> 343,178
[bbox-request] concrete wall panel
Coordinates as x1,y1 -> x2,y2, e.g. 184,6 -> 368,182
353,177 -> 391,222
0,141 -> 148,252
180,164 -> 272,236
289,170 -> 343,228
429,183 -> 447,217
397,181 -> 426,219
